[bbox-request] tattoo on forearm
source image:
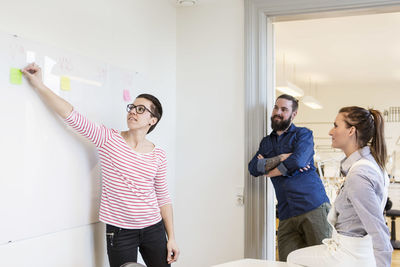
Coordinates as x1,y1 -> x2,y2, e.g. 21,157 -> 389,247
265,156 -> 281,172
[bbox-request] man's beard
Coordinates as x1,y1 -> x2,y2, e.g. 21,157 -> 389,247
271,115 -> 292,131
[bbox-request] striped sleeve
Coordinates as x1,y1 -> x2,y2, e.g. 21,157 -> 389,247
64,110 -> 111,148
154,150 -> 172,207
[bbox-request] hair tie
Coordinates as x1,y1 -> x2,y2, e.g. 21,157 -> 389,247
368,109 -> 374,121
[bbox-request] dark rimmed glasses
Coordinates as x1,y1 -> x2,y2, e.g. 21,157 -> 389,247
126,104 -> 156,117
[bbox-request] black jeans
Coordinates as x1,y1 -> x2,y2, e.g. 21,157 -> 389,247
106,220 -> 170,267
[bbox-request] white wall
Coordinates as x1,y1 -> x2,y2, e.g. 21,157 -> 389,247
175,1 -> 245,266
295,84 -> 400,177
296,84 -> 400,126
0,0 -> 247,266
0,0 -> 176,266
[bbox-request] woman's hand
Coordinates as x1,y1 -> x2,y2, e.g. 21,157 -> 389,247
21,63 -> 45,89
20,63 -> 73,118
167,238 -> 180,264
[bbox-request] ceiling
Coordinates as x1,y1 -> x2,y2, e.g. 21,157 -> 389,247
275,11 -> 400,90
275,11 -> 400,155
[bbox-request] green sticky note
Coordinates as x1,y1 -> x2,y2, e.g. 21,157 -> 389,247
60,76 -> 71,91
10,68 -> 22,85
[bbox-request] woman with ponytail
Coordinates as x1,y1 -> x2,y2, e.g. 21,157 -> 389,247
287,106 -> 392,267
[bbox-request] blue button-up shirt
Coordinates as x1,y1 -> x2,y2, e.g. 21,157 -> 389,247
248,124 -> 329,220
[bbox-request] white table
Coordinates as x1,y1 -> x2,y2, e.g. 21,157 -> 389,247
211,259 -> 291,266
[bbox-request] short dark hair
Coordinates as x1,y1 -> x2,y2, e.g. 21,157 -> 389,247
276,94 -> 299,112
136,93 -> 163,134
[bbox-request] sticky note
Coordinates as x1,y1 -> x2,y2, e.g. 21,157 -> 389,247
123,89 -> 131,102
10,68 -> 22,85
60,76 -> 71,91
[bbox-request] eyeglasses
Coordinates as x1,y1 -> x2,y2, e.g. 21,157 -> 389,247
126,104 -> 156,117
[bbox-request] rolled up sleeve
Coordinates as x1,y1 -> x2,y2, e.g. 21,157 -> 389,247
277,162 -> 289,176
249,139 -> 268,177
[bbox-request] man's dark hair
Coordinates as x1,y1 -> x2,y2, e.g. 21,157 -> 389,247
136,93 -> 163,134
276,94 -> 299,112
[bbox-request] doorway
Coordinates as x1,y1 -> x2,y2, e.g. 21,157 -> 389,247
244,0 -> 400,262
274,11 -> 400,264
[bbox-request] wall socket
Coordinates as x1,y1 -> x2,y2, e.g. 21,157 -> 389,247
236,186 -> 244,206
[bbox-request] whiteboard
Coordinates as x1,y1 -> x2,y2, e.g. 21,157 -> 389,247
0,32 -> 157,245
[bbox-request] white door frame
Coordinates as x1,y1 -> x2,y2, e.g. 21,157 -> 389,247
244,0 -> 400,260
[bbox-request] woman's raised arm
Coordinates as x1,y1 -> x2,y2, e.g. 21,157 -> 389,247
21,63 -> 73,119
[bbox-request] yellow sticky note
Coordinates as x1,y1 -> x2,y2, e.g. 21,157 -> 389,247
10,68 -> 22,85
60,76 -> 71,91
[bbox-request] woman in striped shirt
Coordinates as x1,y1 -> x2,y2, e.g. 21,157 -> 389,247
22,63 -> 179,267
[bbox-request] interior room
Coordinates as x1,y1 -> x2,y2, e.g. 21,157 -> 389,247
275,11 -> 400,265
1,0 -> 400,267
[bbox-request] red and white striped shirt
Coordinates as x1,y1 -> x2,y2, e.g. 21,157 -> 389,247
65,110 -> 171,229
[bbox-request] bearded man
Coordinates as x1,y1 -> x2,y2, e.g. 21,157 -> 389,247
248,94 -> 331,262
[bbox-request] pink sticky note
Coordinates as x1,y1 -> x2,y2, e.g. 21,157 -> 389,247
123,89 -> 131,102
